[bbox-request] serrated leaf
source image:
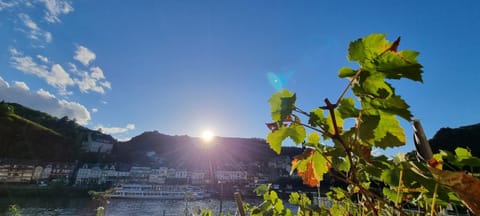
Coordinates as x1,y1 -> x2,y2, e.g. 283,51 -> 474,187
291,149 -> 331,187
308,108 -> 326,128
338,66 -> 357,78
306,132 -> 320,147
327,187 -> 346,201
367,95 -> 413,121
338,97 -> 358,118
361,72 -> 392,98
312,151 -> 330,182
288,192 -> 300,205
375,113 -> 406,148
455,147 -> 472,159
268,89 -> 296,122
348,38 -> 366,62
360,112 -> 405,148
266,124 -> 306,154
376,51 -> 423,82
330,203 -> 347,215
363,33 -> 390,55
380,168 -> 400,186
337,158 -> 351,172
254,184 -> 271,196
383,187 -> 401,203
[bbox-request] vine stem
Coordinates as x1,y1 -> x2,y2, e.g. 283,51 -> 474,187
335,69 -> 363,106
395,169 -> 404,215
430,183 -> 439,216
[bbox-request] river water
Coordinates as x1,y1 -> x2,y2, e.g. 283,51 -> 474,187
0,196 -> 265,216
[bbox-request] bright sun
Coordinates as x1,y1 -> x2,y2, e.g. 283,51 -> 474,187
202,130 -> 214,142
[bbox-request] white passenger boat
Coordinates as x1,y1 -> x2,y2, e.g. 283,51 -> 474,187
108,184 -> 210,200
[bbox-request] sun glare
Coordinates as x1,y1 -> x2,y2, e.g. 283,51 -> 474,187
202,130 -> 214,142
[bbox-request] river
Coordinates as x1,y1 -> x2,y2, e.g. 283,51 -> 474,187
0,196 -> 263,215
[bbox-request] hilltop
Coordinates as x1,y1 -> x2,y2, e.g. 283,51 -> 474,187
0,101 -> 114,161
0,101 -> 302,165
112,130 -> 303,168
429,123 -> 480,156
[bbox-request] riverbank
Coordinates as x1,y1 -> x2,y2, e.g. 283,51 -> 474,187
0,183 -> 107,197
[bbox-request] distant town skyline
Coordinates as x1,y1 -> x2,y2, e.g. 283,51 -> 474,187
1,1 -> 480,156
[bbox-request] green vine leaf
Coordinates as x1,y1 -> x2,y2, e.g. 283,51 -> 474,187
306,132 -> 320,148
376,51 -> 423,82
359,111 -> 405,148
266,124 -> 306,154
361,72 -> 392,99
338,97 -> 358,118
366,94 -> 412,121
268,89 -> 296,122
338,66 -> 357,78
308,108 -> 326,128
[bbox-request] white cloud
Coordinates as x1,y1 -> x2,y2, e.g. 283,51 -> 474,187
10,48 -> 74,95
116,137 -> 132,142
18,13 -> 52,43
74,45 -> 95,66
0,76 -> 91,125
37,88 -> 55,98
13,81 -> 29,91
73,65 -> 111,94
37,54 -> 48,63
95,124 -> 136,134
40,0 -> 73,23
91,108 -> 98,113
0,0 -> 18,11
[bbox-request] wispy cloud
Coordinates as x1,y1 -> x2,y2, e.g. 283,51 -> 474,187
74,45 -> 96,66
0,76 -> 91,125
0,0 -> 19,11
37,54 -> 49,63
39,0 -> 73,23
18,13 -> 53,43
10,48 -> 74,95
91,108 -> 98,113
95,124 -> 135,134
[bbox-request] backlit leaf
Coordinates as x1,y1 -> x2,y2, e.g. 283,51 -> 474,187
361,72 -> 392,98
268,89 -> 296,122
376,51 -> 423,82
338,97 -> 358,118
254,184 -> 271,196
455,147 -> 472,159
266,124 -> 306,154
367,95 -> 412,121
348,38 -> 366,62
338,66 -> 357,78
360,111 -> 405,148
291,149 -> 331,187
306,132 -> 320,147
308,108 -> 326,128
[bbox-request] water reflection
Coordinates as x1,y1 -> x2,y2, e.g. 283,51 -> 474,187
0,197 -> 249,215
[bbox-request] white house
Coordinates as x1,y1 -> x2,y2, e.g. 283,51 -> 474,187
82,132 -> 114,153
190,171 -> 206,185
215,170 -> 248,182
149,167 -> 168,184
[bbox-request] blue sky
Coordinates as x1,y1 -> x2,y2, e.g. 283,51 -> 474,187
0,0 -> 479,155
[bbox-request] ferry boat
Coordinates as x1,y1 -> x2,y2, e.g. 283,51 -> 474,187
108,184 -> 210,200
